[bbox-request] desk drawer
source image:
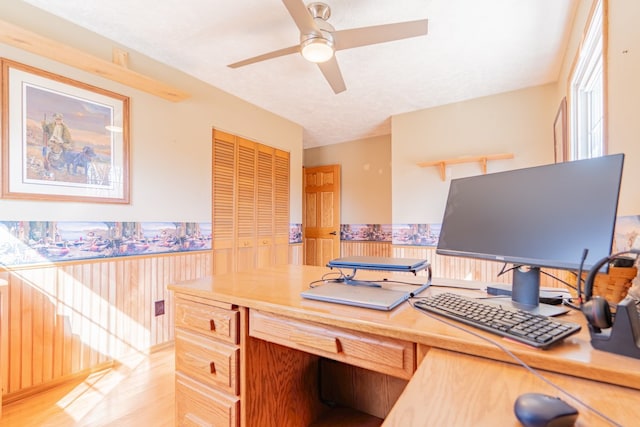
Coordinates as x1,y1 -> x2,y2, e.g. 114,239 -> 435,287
249,310 -> 415,379
176,328 -> 239,395
176,372 -> 239,427
175,295 -> 239,344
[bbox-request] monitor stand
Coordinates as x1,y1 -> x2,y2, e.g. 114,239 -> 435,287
483,266 -> 570,317
330,257 -> 432,290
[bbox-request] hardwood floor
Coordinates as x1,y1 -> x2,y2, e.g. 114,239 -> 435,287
1,345 -> 175,427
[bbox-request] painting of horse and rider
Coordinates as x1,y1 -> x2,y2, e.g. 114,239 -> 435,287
27,85 -> 112,187
1,59 -> 129,203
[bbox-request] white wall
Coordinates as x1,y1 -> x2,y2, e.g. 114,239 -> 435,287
391,84 -> 557,224
0,0 -> 304,223
607,0 -> 640,216
304,135 -> 392,224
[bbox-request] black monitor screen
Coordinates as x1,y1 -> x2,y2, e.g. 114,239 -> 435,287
436,154 -> 624,314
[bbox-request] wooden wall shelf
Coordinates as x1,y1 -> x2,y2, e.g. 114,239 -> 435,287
417,153 -> 514,180
0,19 -> 190,102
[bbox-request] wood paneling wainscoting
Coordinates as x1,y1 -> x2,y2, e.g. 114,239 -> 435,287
341,241 -> 392,258
337,241 -> 564,288
392,245 -> 564,288
289,243 -> 304,265
0,251 -> 212,404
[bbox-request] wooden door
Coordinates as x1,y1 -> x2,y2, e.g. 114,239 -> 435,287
256,144 -> 274,269
303,165 -> 341,266
274,149 -> 290,265
212,130 -> 236,275
212,128 -> 289,274
236,137 -> 257,272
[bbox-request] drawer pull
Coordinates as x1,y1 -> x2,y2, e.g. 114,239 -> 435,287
290,332 -> 341,354
210,319 -> 216,331
183,352 -> 218,377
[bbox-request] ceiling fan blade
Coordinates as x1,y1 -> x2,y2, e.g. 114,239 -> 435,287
317,57 -> 346,94
333,19 -> 428,51
228,45 -> 300,68
282,0 -> 319,33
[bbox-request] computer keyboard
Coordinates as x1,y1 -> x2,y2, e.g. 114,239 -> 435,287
414,293 -> 581,349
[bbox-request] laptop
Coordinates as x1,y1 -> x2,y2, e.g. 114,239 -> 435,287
326,256 -> 429,273
301,280 -> 430,311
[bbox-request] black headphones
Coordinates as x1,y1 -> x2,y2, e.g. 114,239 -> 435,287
582,249 -> 640,331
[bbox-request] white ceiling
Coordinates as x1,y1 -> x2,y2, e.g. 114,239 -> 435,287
24,0 -> 578,148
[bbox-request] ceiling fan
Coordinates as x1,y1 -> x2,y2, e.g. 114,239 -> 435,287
228,0 -> 428,94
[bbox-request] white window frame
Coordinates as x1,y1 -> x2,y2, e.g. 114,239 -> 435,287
570,0 -> 605,160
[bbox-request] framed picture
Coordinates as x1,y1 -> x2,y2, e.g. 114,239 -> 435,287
553,97 -> 567,163
1,59 -> 130,203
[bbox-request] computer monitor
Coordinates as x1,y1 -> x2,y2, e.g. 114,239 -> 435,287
436,154 -> 624,316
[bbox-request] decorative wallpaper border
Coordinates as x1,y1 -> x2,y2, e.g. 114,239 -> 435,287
340,223 -> 441,246
341,215 -> 640,253
290,223 -> 302,243
0,221 -> 211,266
612,215 -> 640,252
341,224 -> 392,242
391,224 -> 441,246
3,217 -> 638,267
0,221 -> 307,266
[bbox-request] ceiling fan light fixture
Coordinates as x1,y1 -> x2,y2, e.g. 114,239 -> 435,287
301,37 -> 334,63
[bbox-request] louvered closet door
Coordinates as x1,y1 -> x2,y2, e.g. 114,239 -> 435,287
236,138 -> 257,272
212,129 -> 291,273
274,149 -> 290,265
256,145 -> 274,269
212,130 -> 236,275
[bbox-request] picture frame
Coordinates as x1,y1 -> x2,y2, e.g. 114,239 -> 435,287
1,58 -> 130,203
553,97 -> 567,163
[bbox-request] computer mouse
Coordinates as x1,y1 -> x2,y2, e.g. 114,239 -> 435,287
514,393 -> 578,427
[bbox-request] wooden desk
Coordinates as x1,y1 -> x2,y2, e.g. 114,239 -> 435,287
385,348 -> 639,426
168,265 -> 640,426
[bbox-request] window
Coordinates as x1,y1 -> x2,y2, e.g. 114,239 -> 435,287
570,0 -> 604,160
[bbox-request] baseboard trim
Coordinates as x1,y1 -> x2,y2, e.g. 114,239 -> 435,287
2,342 -> 175,406
2,360 -> 115,405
